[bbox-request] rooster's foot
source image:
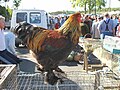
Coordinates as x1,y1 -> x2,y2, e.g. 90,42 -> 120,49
57,78 -> 64,84
37,66 -> 44,73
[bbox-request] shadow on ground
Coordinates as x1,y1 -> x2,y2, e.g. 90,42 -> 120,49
16,47 -> 29,54
60,60 -> 80,66
16,47 -> 81,67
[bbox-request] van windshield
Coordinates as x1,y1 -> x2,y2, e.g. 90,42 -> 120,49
16,12 -> 27,23
30,12 -> 41,24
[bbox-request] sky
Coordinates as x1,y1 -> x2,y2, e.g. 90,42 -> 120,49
4,0 -> 120,12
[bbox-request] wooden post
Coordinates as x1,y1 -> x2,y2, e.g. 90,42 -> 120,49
83,52 -> 88,72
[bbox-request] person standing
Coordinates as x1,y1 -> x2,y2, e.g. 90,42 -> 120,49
113,15 -> 119,35
116,23 -> 120,37
97,13 -> 116,39
80,23 -> 89,37
91,16 -> 103,39
54,17 -> 60,29
83,15 -> 92,33
49,16 -> 55,30
60,17 -> 65,26
0,15 -> 21,64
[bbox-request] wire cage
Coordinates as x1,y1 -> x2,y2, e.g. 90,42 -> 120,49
17,71 -> 120,90
95,70 -> 120,90
0,65 -> 120,90
0,64 -> 17,90
17,71 -> 96,90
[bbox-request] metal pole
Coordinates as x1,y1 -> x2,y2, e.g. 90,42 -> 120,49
94,71 -> 101,90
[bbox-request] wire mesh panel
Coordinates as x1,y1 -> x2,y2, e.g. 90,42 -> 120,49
17,70 -> 120,90
65,71 -> 96,90
17,71 -> 96,90
99,71 -> 120,90
0,65 -> 17,90
0,65 -> 120,90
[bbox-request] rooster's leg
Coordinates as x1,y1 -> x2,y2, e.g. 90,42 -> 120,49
55,67 -> 65,73
36,64 -> 44,73
37,66 -> 44,72
44,69 -> 60,85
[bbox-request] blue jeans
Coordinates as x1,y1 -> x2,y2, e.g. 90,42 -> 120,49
0,49 -> 21,64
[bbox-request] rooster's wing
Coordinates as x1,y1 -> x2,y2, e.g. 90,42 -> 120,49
41,30 -> 69,53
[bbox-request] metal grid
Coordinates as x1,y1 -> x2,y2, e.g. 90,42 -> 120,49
17,71 -> 95,90
99,71 -> 120,90
0,65 -> 120,90
0,65 -> 17,90
17,71 -> 120,90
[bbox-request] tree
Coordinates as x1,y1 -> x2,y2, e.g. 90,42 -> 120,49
0,0 -> 10,21
13,0 -> 21,9
0,5 -> 11,21
2,0 -> 10,20
70,0 -> 87,13
70,0 -> 106,14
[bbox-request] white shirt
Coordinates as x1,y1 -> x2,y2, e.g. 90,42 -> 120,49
0,29 -> 6,51
4,29 -> 16,55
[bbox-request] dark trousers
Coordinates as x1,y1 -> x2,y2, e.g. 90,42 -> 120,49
0,49 -> 21,64
101,32 -> 113,39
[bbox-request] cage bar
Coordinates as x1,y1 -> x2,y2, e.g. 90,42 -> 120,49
0,65 -> 120,90
0,65 -> 17,90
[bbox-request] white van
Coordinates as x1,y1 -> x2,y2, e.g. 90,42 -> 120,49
11,9 -> 49,29
11,9 -> 49,47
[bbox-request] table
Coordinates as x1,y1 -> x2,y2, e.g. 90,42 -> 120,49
79,38 -> 120,75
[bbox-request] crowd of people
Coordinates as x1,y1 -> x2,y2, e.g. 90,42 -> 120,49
48,12 -> 120,39
48,15 -> 68,29
91,13 -> 120,38
80,12 -> 120,38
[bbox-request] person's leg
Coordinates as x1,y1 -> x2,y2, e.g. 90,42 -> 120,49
4,50 -> 22,63
0,56 -> 12,64
0,51 -> 18,64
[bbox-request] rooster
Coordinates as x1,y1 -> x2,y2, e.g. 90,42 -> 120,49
14,12 -> 82,85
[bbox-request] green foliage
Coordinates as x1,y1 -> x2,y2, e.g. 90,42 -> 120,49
7,6 -> 12,17
70,0 -> 106,14
0,6 -> 5,16
0,5 -> 11,21
13,0 -> 21,9
3,0 -> 10,2
49,10 -> 76,15
49,7 -> 120,16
